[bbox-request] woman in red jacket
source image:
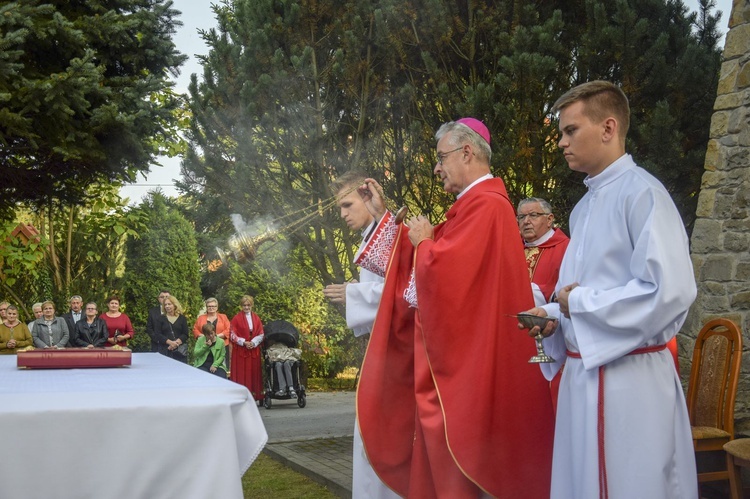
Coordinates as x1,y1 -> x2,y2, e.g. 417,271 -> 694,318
229,295 -> 264,401
100,296 -> 134,348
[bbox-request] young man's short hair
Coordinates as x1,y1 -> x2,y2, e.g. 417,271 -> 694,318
552,80 -> 630,141
330,170 -> 368,197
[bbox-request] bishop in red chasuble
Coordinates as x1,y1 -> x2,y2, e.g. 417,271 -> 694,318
356,119 -> 554,498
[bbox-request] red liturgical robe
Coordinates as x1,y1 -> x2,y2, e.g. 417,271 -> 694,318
357,178 -> 555,498
526,228 -> 570,413
525,228 -> 570,302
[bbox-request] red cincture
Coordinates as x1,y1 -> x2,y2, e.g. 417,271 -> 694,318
566,344 -> 668,499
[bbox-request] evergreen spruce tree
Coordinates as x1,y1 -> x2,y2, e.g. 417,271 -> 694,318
123,192 -> 201,352
0,0 -> 187,209
181,0 -> 723,282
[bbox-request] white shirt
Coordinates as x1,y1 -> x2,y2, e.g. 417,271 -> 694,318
542,154 -> 696,368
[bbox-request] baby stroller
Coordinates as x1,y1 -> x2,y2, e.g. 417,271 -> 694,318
262,320 -> 306,409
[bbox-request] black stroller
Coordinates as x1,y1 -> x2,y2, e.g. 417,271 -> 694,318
262,320 -> 306,409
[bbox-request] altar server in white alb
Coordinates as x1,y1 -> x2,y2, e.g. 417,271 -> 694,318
324,171 -> 386,337
525,80 -> 698,499
323,171 -> 396,499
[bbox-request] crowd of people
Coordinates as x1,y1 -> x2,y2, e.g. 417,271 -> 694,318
324,80 -> 698,499
0,292 -> 270,404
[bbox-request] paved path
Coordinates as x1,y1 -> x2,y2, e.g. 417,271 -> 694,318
260,390 -> 356,497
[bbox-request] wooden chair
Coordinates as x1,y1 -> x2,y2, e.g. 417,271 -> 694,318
724,438 -> 750,499
686,318 -> 743,484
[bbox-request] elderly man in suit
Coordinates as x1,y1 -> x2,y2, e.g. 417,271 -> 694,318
61,295 -> 83,348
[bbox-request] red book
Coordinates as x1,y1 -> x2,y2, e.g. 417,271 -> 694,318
17,348 -> 132,369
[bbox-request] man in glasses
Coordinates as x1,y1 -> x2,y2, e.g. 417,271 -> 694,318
517,198 -> 569,414
517,197 -> 569,307
355,118 -> 554,498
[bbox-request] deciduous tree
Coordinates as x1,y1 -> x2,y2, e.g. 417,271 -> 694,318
0,187 -> 144,319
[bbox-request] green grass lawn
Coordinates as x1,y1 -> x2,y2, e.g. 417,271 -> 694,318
243,452 -> 337,498
241,370 -> 357,497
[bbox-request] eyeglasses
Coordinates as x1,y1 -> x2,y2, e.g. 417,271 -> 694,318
206,305 -> 218,308
436,147 -> 464,166
516,212 -> 551,222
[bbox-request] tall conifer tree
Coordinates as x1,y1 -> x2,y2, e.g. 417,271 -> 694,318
123,192 -> 201,351
182,0 -> 722,282
0,0 -> 186,209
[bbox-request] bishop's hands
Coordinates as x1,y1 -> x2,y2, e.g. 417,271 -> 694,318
406,215 -> 433,247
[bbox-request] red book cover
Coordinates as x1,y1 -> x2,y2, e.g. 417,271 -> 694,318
17,348 -> 132,369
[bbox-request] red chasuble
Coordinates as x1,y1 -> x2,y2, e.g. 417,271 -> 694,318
525,228 -> 570,302
357,178 -> 555,498
230,312 -> 264,400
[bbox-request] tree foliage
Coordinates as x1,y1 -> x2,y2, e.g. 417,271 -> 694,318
0,187 -> 145,320
0,219 -> 48,317
0,0 -> 187,209
199,243 -> 355,377
39,184 -> 146,306
181,0 -> 722,288
123,192 -> 202,351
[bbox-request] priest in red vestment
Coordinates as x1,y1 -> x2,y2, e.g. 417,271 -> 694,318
356,118 -> 554,498
517,197 -> 570,305
229,294 -> 265,400
518,197 -> 570,412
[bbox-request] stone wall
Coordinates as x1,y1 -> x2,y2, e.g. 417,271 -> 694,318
683,0 -> 750,435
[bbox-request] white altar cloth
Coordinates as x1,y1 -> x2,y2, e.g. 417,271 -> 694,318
0,352 -> 267,499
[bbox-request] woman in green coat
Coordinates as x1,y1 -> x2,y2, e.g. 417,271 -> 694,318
193,323 -> 227,378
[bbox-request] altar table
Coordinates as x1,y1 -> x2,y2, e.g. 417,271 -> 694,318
0,353 -> 267,499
